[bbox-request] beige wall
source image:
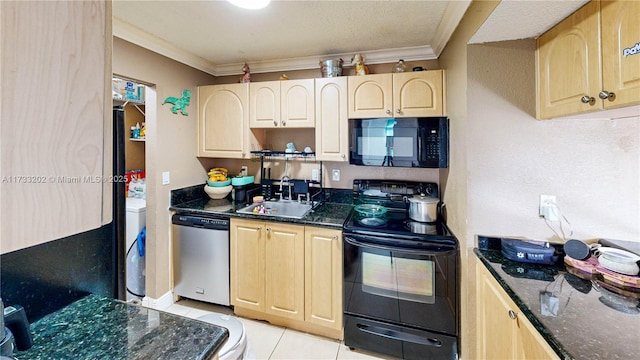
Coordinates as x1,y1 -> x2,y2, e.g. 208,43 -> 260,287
113,37 -> 216,298
439,1 -> 639,358
467,41 -> 639,243
437,1 -> 500,358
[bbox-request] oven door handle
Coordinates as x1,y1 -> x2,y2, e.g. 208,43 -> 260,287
356,323 -> 443,347
344,236 -> 456,256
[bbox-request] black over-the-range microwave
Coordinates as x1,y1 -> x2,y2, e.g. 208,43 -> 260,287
349,117 -> 449,168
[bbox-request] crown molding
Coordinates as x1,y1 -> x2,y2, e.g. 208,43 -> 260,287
214,46 -> 437,76
113,17 -> 218,75
114,17 -> 438,77
432,0 -> 472,56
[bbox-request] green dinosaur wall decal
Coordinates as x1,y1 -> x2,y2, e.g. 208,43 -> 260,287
162,89 -> 191,116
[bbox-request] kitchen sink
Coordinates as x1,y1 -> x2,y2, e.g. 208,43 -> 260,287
236,200 -> 313,219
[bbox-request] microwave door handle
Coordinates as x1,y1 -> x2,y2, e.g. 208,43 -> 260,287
344,236 -> 456,256
418,129 -> 423,161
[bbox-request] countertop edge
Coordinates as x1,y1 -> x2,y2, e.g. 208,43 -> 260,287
474,248 -> 573,360
199,328 -> 229,360
168,204 -> 350,230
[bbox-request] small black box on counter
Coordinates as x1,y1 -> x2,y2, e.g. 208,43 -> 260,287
501,238 -> 564,265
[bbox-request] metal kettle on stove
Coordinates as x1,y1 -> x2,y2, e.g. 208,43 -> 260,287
1,298 -> 33,357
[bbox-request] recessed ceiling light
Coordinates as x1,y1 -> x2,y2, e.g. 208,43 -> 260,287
227,0 -> 271,10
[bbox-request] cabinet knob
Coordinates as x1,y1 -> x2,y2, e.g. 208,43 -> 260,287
599,91 -> 615,100
386,109 -> 391,115
266,227 -> 271,232
508,310 -> 517,320
580,96 -> 595,105
273,120 -> 278,126
396,109 -> 401,114
333,235 -> 338,240
341,154 -> 346,159
282,120 -> 286,126
257,226 -> 262,230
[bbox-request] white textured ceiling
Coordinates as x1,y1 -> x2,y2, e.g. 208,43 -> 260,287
113,0 -> 471,75
113,0 -> 587,76
470,0 -> 589,44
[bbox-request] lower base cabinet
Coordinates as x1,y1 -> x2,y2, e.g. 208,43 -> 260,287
476,261 -> 559,359
230,218 -> 343,340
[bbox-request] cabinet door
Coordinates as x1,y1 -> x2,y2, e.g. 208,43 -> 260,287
304,227 -> 343,331
476,262 -> 558,360
315,77 -> 348,161
281,79 -> 315,128
393,70 -> 445,117
348,74 -> 393,118
265,223 -> 305,321
198,84 -> 249,158
230,219 -> 266,312
476,262 -> 518,359
601,0 -> 640,109
250,81 -> 280,128
1,0 -> 111,253
536,1 -> 601,119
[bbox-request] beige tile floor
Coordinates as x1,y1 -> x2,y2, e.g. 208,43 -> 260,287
165,299 -> 398,360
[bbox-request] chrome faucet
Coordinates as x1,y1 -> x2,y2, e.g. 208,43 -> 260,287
279,175 -> 292,200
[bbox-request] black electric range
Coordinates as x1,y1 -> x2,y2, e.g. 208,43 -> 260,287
342,179 -> 459,360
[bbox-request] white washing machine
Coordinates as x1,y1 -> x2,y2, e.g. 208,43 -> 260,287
198,313 -> 251,360
126,197 -> 146,301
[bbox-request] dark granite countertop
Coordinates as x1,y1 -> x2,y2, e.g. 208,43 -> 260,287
169,184 -> 353,229
475,242 -> 640,360
15,294 -> 228,360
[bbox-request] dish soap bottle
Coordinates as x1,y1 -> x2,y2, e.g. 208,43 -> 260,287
393,59 -> 406,73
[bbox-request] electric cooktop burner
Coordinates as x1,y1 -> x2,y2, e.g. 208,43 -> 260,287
357,217 -> 387,227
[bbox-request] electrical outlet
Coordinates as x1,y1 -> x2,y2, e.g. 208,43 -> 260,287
332,169 -> 340,181
539,195 -> 558,221
162,171 -> 170,185
311,169 -> 319,181
240,166 -> 248,177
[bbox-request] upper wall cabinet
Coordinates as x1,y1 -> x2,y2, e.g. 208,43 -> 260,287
198,84 -> 251,158
1,1 -> 112,254
536,0 -> 640,119
250,79 -> 315,128
348,70 -> 446,119
315,77 -> 348,162
601,0 -> 640,107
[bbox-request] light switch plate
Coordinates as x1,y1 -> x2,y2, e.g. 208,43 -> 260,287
311,169 -> 319,181
162,171 -> 170,185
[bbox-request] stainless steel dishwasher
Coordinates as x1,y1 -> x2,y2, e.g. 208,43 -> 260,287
172,213 -> 230,306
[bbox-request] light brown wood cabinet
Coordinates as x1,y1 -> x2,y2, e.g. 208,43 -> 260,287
314,77 -> 349,162
304,227 -> 343,332
264,222 -> 305,321
197,84 -> 253,158
231,219 -> 305,320
536,0 -> 640,119
230,218 -> 343,339
1,0 -> 112,253
230,218 -> 266,312
476,262 -> 559,360
250,79 -> 315,128
348,70 -> 446,118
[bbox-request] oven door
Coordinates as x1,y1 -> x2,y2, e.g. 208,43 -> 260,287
343,234 -> 458,335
